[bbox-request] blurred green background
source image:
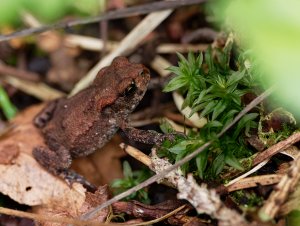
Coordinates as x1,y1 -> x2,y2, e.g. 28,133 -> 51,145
0,0 -> 105,27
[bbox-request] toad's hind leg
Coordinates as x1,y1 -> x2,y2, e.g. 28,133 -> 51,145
33,146 -> 72,176
33,146 -> 97,191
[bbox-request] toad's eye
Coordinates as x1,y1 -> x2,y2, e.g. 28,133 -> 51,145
122,80 -> 136,96
139,70 -> 145,76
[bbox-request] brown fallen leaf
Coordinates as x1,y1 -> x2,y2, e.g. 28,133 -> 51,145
33,185 -> 109,226
0,104 -> 86,210
72,135 -> 126,186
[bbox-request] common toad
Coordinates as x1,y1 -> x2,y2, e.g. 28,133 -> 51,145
33,57 -> 152,184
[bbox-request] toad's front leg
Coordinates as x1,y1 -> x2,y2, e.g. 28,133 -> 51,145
121,126 -> 178,146
34,100 -> 60,128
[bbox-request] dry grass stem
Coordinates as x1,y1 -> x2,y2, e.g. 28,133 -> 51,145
253,132 -> 300,165
122,205 -> 186,226
226,174 -> 283,192
3,76 -> 64,100
0,207 -> 116,226
156,43 -> 208,54
120,143 -> 151,167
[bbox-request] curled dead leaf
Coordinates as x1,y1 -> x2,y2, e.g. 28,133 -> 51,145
0,104 -> 86,209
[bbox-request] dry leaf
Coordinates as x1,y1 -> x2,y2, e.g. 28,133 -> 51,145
0,104 -> 86,210
34,185 -> 109,226
72,135 -> 126,186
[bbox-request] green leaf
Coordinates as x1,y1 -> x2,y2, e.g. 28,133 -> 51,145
177,52 -> 189,67
193,89 -> 209,106
196,150 -> 208,179
163,76 -> 187,92
123,161 -> 133,178
225,153 -> 244,171
190,102 -> 207,116
159,119 -> 174,134
212,100 -> 227,120
227,70 -> 246,86
211,153 -> 225,176
205,120 -> 223,128
167,66 -> 183,76
233,113 -> 259,138
196,53 -> 204,67
200,100 -> 218,118
205,47 -> 215,72
188,52 -> 196,66
0,86 -> 17,119
230,93 -> 242,106
169,140 -> 193,154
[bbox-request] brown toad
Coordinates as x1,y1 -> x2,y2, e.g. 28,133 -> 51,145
33,57 -> 151,183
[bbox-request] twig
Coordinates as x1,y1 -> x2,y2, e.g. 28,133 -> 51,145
0,62 -> 40,82
3,76 -> 64,100
0,0 -> 206,42
226,174 -> 283,192
156,43 -> 208,54
121,205 -> 186,226
225,160 -> 269,187
0,207 -> 116,226
80,87 -> 274,221
121,144 -> 151,167
259,152 -> 300,221
253,131 -> 300,165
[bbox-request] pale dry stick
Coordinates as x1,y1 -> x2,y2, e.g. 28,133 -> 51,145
226,174 -> 283,192
3,76 -> 64,100
121,144 -> 176,188
226,146 -> 299,187
80,87 -> 275,221
253,131 -> 300,165
150,55 -> 173,77
0,207 -> 117,226
259,152 -> 300,221
70,10 -> 173,96
0,0 -> 206,42
23,12 -> 119,52
225,160 -> 269,187
120,143 -> 151,167
156,43 -> 208,54
64,35 -> 118,51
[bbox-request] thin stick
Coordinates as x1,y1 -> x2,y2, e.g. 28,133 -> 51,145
0,63 -> 40,81
123,205 -> 186,226
0,0 -> 206,42
0,207 -> 116,226
253,131 -> 300,165
80,86 -> 274,221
